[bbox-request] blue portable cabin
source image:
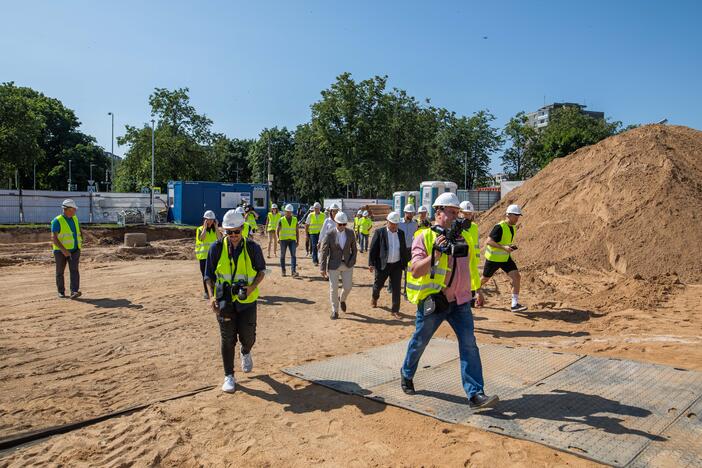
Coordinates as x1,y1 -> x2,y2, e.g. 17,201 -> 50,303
168,181 -> 270,226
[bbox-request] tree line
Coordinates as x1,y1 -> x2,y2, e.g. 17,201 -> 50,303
1,75 -> 626,201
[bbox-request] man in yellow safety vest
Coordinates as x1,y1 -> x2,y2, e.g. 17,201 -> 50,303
459,201 -> 484,308
277,204 -> 300,277
196,210 -> 222,299
51,199 -> 83,299
204,209 -> 266,393
305,202 -> 325,266
401,192 -> 497,409
480,204 -> 527,312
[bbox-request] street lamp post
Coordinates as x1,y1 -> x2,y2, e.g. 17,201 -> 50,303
151,119 -> 155,223
463,150 -> 468,190
89,163 -> 95,183
108,112 -> 114,191
67,159 -> 72,191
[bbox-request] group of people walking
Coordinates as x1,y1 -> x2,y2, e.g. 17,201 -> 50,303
49,194 -> 526,406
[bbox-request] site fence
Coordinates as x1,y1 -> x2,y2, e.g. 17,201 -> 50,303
456,189 -> 500,211
0,190 -> 168,224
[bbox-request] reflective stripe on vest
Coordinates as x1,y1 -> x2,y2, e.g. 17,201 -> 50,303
51,215 -> 82,251
406,229 -> 451,305
279,216 -> 298,240
195,226 -> 218,260
267,212 -> 281,231
484,221 -> 514,263
308,212 -> 325,234
214,238 -> 259,303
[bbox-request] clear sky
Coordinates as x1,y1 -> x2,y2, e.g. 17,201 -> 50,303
2,0 -> 700,172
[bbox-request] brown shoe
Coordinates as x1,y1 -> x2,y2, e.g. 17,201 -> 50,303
371,298 -> 378,308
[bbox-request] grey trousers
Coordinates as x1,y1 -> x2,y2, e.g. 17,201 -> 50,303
54,250 -> 80,294
328,263 -> 353,314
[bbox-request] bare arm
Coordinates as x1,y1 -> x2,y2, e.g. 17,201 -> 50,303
486,238 -> 513,252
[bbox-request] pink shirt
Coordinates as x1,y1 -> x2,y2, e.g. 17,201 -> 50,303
411,231 -> 472,305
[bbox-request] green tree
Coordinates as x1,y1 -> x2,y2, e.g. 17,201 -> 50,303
292,122 -> 339,201
249,127 -> 295,202
210,135 -> 254,183
501,111 -> 540,180
536,106 -> 621,167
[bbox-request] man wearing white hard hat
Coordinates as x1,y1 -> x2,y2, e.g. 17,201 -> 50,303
368,211 -> 410,316
459,201 -> 483,307
415,205 -> 430,237
204,209 -> 266,393
264,204 -> 281,258
320,211 -> 357,319
401,192 -> 497,409
304,202 -> 325,266
480,204 -> 527,312
276,204 -> 300,277
196,210 -> 222,299
51,199 -> 83,299
317,203 -> 341,254
397,204 -> 418,295
357,210 -> 373,252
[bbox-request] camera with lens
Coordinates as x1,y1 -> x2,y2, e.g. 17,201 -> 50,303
430,218 -> 469,258
231,279 -> 248,301
216,280 -> 248,315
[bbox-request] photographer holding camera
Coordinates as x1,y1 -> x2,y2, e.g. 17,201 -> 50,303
400,192 -> 498,409
204,209 -> 266,393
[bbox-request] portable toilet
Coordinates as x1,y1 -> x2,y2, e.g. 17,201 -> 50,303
393,191 -> 408,214
407,191 -> 419,212
444,181 -> 458,194
419,181 -> 445,219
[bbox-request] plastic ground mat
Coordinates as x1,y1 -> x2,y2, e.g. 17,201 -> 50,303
283,340 -> 702,467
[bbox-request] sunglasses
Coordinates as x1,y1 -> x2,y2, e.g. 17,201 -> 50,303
337,223 -> 347,227
225,229 -> 242,235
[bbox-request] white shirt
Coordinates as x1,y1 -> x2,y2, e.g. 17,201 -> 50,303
318,218 -> 337,245
387,229 -> 400,263
336,229 -> 347,249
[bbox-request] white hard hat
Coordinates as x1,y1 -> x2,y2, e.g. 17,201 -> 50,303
357,210 -> 363,215
418,206 -> 428,213
330,203 -> 340,210
386,211 -> 401,224
222,210 -> 245,229
432,192 -> 460,209
506,204 -> 522,216
403,203 -> 416,213
203,210 -> 216,220
271,204 -> 278,210
284,204 -> 294,212
235,207 -> 245,214
459,201 -> 474,212
313,202 -> 321,209
334,212 -> 349,224
61,199 -> 77,209
362,210 -> 369,216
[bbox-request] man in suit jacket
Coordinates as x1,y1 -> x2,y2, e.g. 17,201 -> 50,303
369,211 -> 410,316
320,212 -> 358,319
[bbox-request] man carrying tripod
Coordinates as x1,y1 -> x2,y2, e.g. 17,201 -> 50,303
204,209 -> 266,393
400,192 -> 497,409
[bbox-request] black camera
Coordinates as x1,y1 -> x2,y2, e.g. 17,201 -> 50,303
231,279 -> 248,301
430,218 -> 469,258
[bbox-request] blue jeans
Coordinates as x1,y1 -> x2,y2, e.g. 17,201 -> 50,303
358,233 -> 368,252
401,299 -> 485,398
279,240 -> 297,273
309,233 -> 320,264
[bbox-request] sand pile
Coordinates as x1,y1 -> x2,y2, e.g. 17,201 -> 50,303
481,124 -> 702,283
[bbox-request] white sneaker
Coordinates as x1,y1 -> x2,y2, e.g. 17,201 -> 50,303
240,351 -> 253,373
221,374 -> 236,393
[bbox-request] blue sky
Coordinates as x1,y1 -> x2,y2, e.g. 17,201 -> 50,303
2,0 -> 700,172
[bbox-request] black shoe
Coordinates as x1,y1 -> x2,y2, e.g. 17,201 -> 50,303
469,393 -> 498,409
282,271 -> 287,277
340,301 -> 347,312
400,373 -> 415,395
330,311 -> 338,320
511,303 -> 528,312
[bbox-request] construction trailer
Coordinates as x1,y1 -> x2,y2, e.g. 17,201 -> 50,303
168,181 -> 269,226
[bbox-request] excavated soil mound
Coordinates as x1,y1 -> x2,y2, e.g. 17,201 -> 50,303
480,124 -> 702,283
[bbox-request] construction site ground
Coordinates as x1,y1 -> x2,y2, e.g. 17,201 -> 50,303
1,225 -> 700,467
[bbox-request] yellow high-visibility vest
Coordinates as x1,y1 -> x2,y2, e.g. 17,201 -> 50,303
195,226 -> 218,260
51,215 -> 82,251
214,238 -> 259,304
279,216 -> 298,241
484,221 -> 514,263
406,229 -> 451,305
267,212 -> 281,232
308,212 -> 325,234
461,224 -> 481,291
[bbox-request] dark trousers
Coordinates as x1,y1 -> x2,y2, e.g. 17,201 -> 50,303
198,259 -> 208,294
54,250 -> 80,294
217,302 -> 257,376
309,233 -> 320,264
372,261 -> 403,312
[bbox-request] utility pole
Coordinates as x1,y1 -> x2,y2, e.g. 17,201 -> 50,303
151,119 -> 155,223
33,162 -> 36,191
68,159 -> 72,191
463,150 -> 468,190
108,112 -> 114,191
267,138 -> 273,200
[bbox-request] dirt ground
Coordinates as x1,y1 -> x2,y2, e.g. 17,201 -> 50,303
0,227 -> 700,467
